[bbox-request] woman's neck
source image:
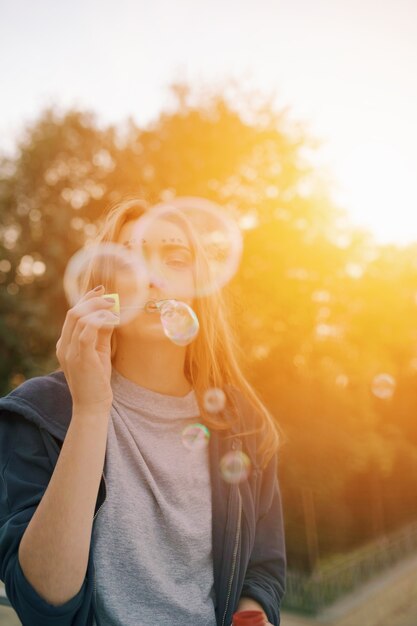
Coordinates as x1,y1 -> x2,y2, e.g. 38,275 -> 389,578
112,338 -> 192,397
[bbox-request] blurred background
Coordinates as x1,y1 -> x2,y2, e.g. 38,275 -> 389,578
1,1 -> 417,624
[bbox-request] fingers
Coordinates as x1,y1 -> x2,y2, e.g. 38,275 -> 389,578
57,287 -> 116,360
78,284 -> 106,303
68,308 -> 119,362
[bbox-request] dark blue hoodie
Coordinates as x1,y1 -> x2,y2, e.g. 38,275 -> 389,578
0,370 -> 286,625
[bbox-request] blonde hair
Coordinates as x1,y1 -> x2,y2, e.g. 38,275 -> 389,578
66,195 -> 286,468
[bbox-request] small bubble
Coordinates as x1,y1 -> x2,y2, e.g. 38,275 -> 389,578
371,373 -> 396,399
182,423 -> 211,450
335,374 -> 349,388
220,451 -> 251,484
203,388 -> 226,413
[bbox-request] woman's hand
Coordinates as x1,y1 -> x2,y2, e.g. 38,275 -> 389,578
236,597 -> 273,624
56,285 -> 119,416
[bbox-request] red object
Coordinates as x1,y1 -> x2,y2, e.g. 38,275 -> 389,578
232,609 -> 266,625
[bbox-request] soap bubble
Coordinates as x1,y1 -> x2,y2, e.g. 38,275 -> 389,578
182,423 -> 211,450
63,242 -> 148,326
203,388 -> 226,413
220,451 -> 251,484
335,374 -> 349,388
131,196 -> 243,299
159,299 -> 199,346
371,373 -> 396,399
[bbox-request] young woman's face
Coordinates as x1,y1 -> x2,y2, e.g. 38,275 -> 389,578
114,217 -> 195,341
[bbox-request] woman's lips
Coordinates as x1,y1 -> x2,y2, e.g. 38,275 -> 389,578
144,299 -> 159,313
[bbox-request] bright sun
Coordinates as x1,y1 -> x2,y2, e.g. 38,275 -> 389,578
331,138 -> 417,247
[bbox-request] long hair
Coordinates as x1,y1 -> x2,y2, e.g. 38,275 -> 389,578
61,195 -> 286,468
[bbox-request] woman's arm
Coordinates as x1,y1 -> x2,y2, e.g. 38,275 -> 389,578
18,408 -> 109,606
0,408 -> 109,625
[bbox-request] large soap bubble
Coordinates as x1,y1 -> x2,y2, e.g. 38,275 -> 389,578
130,197 -> 243,299
63,241 -> 148,326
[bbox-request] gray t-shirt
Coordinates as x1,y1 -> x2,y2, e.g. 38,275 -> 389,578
91,367 -> 217,626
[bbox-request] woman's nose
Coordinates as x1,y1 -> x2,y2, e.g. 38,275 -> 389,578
147,258 -> 163,287
147,264 -> 167,290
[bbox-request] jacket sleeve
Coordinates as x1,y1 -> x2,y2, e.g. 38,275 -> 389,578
240,450 -> 287,626
0,410 -> 87,626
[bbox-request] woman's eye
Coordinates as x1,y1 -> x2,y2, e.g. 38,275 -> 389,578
165,255 -> 192,269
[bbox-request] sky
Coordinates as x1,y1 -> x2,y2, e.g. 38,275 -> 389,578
1,0 -> 416,245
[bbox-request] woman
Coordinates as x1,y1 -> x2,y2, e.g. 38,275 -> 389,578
0,196 -> 287,626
